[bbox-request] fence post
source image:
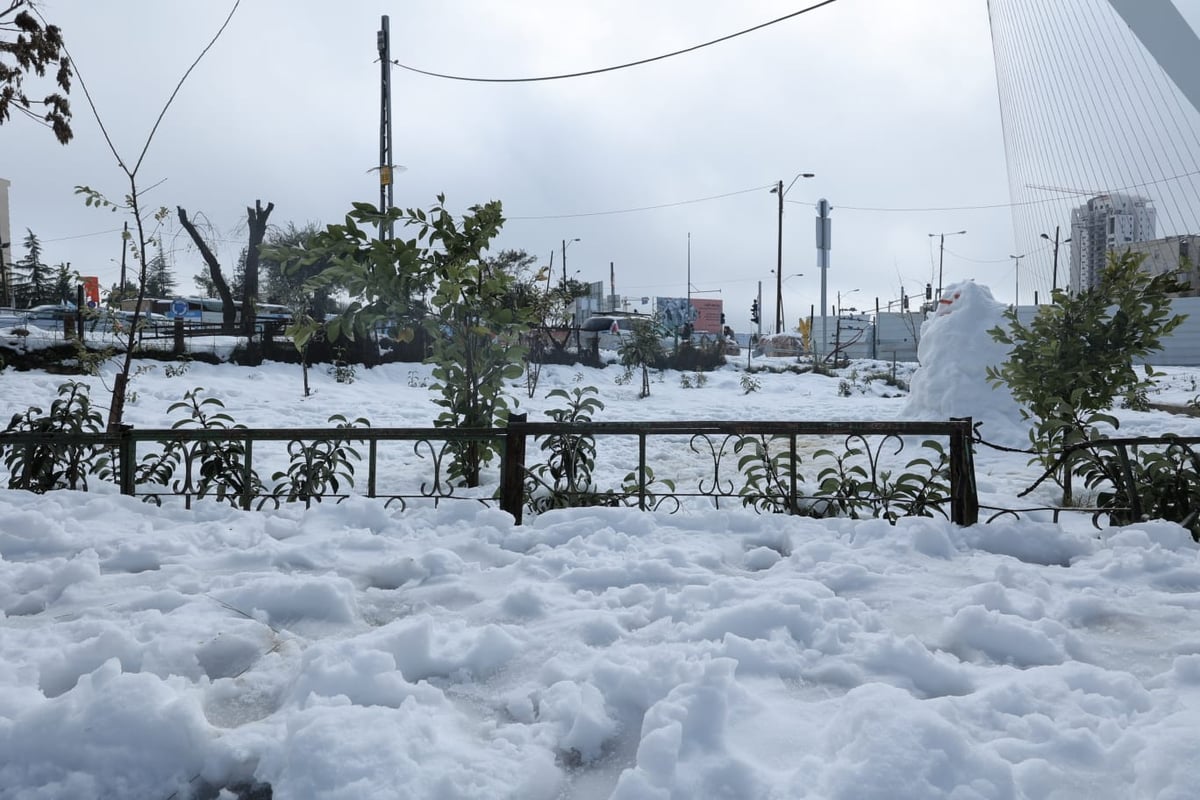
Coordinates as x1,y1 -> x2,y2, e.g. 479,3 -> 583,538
173,317 -> 185,355
949,417 -> 979,525
241,436 -> 254,511
118,425 -> 135,496
500,413 -> 528,524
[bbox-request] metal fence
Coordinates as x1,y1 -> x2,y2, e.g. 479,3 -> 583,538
0,417 -> 980,525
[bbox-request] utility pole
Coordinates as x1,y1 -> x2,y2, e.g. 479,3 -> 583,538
774,179 -> 784,334
0,238 -> 9,309
687,231 -> 692,318
769,173 -> 815,336
377,16 -> 394,239
561,236 -> 581,321
1040,225 -> 1069,295
1010,253 -> 1025,307
929,230 -> 967,302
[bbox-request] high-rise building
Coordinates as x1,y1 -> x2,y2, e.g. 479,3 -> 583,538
1125,234 -> 1200,295
0,178 -> 11,307
1069,193 -> 1156,293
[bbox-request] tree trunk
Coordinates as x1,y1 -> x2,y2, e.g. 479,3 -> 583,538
242,200 -> 274,337
177,207 -> 237,328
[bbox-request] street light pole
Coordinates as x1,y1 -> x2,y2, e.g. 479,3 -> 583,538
770,173 -> 815,335
1040,226 -> 1070,295
1010,254 -> 1025,307
929,230 -> 967,302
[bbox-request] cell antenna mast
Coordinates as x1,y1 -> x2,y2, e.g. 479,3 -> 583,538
377,16 -> 394,239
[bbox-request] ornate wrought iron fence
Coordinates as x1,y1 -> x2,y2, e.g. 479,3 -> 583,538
0,417 -> 980,525
992,434 -> 1200,536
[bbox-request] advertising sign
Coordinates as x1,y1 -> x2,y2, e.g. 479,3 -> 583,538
690,298 -> 723,334
656,296 -> 724,335
655,297 -> 693,334
82,276 -> 100,307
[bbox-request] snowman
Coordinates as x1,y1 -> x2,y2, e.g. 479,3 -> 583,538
899,281 -> 1029,447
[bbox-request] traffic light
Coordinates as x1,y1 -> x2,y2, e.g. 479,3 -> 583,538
750,299 -> 760,324
720,312 -> 726,325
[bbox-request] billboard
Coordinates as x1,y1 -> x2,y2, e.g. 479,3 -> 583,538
656,297 -> 692,334
690,298 -> 723,334
655,297 -> 724,335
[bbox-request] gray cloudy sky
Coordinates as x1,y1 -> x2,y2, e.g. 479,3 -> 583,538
6,0 -> 1197,330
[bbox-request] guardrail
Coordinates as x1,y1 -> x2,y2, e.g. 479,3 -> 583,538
0,417 -> 980,525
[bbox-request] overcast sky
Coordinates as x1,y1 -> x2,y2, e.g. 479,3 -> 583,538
5,0 -> 1199,330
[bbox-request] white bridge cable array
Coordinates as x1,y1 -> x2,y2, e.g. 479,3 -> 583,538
988,0 -> 1200,299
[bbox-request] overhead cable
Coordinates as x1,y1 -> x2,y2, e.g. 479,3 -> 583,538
390,0 -> 842,83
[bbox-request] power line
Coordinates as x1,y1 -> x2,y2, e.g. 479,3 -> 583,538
41,228 -> 123,243
943,243 -> 1051,265
390,0 -> 843,83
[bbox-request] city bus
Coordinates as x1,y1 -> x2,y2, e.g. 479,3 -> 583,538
120,298 -> 293,325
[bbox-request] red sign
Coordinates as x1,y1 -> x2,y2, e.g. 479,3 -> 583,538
82,276 -> 100,307
690,298 -> 723,334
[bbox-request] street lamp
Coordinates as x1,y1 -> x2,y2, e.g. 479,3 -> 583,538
1040,227 -> 1071,295
1010,254 -> 1025,307
770,173 -> 815,334
928,230 -> 967,302
837,288 -> 860,315
770,271 -> 804,333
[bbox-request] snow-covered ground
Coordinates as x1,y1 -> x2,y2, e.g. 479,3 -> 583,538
2,286 -> 1200,799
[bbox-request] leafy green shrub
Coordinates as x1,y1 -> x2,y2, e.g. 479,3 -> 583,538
815,437 -> 950,522
164,360 -> 190,378
526,386 -> 603,512
618,321 -> 668,398
862,369 -> 909,392
137,388 -> 263,506
668,339 -> 725,372
736,435 -> 804,514
988,250 -> 1185,503
1,381 -> 108,492
740,374 -> 761,394
733,433 -> 951,523
329,357 -> 356,384
272,414 -> 368,505
1079,438 -> 1200,540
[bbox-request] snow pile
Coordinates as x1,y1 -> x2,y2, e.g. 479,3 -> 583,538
902,281 -> 1029,446
1,491 -> 1199,798
1,353 -> 1200,797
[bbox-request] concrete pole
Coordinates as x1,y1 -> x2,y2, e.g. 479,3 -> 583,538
816,199 -> 831,363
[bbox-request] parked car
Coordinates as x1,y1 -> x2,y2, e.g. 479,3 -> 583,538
12,304 -> 79,329
579,313 -> 677,352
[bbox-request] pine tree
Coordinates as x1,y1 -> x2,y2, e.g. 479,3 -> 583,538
144,245 -> 176,298
260,221 -> 339,320
13,228 -> 48,307
50,262 -> 77,304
